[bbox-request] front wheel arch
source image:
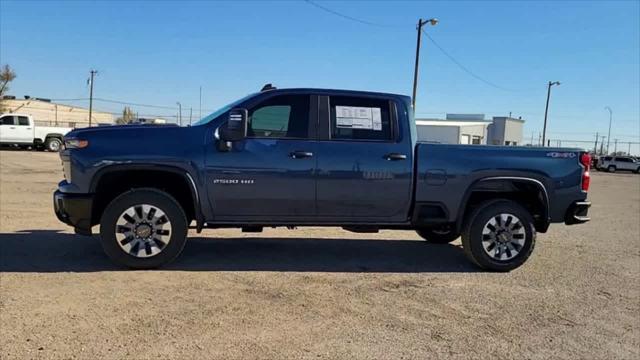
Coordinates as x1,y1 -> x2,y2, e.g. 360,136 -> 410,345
90,166 -> 203,230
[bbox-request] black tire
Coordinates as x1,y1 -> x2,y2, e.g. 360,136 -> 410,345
607,165 -> 616,173
416,227 -> 460,244
99,188 -> 188,269
635,167 -> 640,174
45,137 -> 62,152
461,199 -> 536,272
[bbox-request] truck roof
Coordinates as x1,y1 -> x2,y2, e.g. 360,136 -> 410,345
261,87 -> 411,102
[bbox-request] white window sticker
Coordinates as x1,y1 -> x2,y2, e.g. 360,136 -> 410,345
335,106 -> 382,131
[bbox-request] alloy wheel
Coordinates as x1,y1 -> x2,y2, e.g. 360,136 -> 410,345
481,213 -> 526,261
115,204 -> 172,258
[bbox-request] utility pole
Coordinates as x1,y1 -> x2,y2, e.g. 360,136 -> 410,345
605,106 -> 613,155
411,18 -> 438,109
599,136 -> 606,155
530,131 -> 534,146
199,86 -> 202,119
176,102 -> 182,126
542,81 -> 561,146
189,107 -> 192,126
628,142 -> 632,155
594,132 -> 599,154
88,70 -> 97,127
614,138 -> 618,154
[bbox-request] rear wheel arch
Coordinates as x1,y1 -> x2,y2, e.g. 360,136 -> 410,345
90,165 -> 202,230
456,177 -> 550,233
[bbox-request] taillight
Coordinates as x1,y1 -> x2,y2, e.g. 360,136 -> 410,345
580,152 -> 591,192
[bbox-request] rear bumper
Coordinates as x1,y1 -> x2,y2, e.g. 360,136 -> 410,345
53,190 -> 94,235
564,201 -> 591,225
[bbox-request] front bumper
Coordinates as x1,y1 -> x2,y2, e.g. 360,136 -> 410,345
564,201 -> 591,225
53,190 -> 94,235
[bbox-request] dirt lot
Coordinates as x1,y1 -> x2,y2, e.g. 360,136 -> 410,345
0,150 -> 638,359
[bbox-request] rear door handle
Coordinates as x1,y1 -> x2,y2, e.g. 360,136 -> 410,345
384,153 -> 407,161
290,151 -> 314,159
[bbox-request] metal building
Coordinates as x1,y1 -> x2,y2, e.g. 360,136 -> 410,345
416,114 -> 525,146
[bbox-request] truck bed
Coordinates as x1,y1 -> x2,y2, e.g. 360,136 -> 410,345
414,143 -> 588,225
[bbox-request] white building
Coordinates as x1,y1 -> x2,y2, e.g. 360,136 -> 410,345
416,114 -> 491,144
416,114 -> 525,146
487,117 -> 525,146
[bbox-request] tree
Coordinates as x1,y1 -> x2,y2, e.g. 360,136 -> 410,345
116,106 -> 136,124
0,64 -> 17,112
0,64 -> 16,97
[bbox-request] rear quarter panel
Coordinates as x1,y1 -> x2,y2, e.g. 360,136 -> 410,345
415,144 -> 587,223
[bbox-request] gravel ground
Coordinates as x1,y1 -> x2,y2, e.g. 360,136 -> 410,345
1,150 -> 639,359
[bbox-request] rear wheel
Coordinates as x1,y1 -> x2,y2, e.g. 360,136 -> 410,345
99,188 -> 188,269
461,200 -> 536,272
416,226 -> 459,244
45,137 -> 62,152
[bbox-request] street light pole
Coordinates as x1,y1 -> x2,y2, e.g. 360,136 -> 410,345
542,81 -> 560,146
605,106 -> 612,155
411,18 -> 438,110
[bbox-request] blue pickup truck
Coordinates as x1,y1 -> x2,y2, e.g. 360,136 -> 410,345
53,86 -> 592,271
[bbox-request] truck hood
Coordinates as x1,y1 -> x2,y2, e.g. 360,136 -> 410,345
64,123 -> 180,139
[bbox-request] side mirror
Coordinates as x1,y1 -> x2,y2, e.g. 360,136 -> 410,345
220,108 -> 248,142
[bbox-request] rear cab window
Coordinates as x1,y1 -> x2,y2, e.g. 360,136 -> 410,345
329,96 -> 393,141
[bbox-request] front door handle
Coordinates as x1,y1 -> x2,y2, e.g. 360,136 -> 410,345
290,151 -> 314,159
384,153 -> 407,161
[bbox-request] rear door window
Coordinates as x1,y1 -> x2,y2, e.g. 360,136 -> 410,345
18,116 -> 29,126
329,96 -> 393,141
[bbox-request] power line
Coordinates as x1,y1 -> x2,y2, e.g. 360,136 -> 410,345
421,30 -> 521,92
303,0 -> 393,28
302,0 -> 523,92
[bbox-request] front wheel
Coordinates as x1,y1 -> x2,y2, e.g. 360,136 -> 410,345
607,165 -> 616,173
461,200 -> 536,272
45,137 -> 62,152
99,188 -> 188,269
416,227 -> 460,244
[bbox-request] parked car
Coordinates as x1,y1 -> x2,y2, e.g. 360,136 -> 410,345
597,156 -> 640,173
0,113 -> 72,151
53,87 -> 592,271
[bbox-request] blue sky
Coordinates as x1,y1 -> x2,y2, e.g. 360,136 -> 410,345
1,0 -> 639,150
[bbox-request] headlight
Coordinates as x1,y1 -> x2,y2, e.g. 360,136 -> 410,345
64,138 -> 89,149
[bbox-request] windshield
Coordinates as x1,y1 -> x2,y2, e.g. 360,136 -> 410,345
191,93 -> 256,126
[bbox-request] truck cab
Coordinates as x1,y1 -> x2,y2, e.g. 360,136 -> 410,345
0,113 -> 34,145
53,87 -> 592,271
